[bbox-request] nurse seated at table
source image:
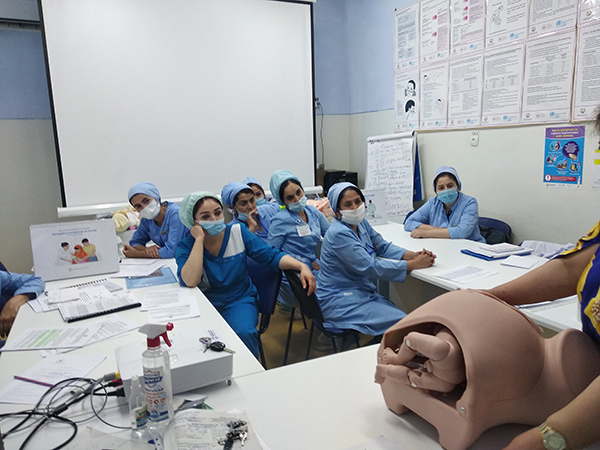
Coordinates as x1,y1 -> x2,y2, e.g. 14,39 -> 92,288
1,271 -> 45,347
404,166 -> 485,243
175,191 -> 315,358
221,182 -> 274,244
243,176 -> 282,214
317,182 -> 436,338
268,170 -> 331,309
123,182 -> 190,259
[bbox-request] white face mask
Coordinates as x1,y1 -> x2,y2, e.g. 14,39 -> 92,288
340,203 -> 366,225
140,199 -> 160,220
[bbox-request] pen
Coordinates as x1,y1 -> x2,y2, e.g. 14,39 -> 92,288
13,376 -> 53,388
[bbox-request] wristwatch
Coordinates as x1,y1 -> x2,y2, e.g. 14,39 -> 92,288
539,422 -> 568,450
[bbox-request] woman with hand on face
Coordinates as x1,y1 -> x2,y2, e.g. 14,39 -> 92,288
221,182 -> 273,244
175,191 -> 315,357
267,170 -> 331,310
404,166 -> 485,243
123,182 -> 190,259
317,182 -> 436,337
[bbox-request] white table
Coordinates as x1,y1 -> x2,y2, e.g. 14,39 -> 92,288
0,259 -> 263,449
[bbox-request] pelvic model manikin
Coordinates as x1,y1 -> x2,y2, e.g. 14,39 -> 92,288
375,290 -> 600,450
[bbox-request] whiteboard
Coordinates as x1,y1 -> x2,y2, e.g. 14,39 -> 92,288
40,0 -> 315,208
365,132 -> 415,216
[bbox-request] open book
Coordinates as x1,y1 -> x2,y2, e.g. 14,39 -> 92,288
164,409 -> 261,449
463,243 -> 533,260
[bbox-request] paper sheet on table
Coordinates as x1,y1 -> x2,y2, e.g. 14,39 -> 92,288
500,255 -> 539,269
142,288 -> 188,311
1,323 -> 102,351
0,354 -> 106,405
516,295 -> 581,331
46,287 -> 80,303
434,265 -> 498,284
119,258 -> 161,266
41,314 -> 140,356
343,435 -> 408,450
112,261 -> 165,277
147,297 -> 200,322
58,426 -> 155,449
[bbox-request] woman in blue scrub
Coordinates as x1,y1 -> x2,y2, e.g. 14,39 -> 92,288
175,191 -> 315,357
1,271 -> 44,346
404,166 -> 485,243
267,170 -> 331,308
123,182 -> 190,259
317,182 -> 436,337
221,182 -> 273,244
243,176 -> 282,225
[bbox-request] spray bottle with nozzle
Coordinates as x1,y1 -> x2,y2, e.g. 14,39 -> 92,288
139,322 -> 174,429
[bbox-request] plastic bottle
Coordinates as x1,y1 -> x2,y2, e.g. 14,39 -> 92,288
129,375 -> 148,439
139,323 -> 175,432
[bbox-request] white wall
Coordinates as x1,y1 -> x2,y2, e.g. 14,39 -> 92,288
336,109 -> 600,245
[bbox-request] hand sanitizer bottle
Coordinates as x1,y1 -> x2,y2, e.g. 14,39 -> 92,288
139,322 -> 175,435
129,375 -> 148,439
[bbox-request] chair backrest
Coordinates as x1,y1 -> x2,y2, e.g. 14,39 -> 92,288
0,261 -> 6,272
247,258 -> 281,316
283,269 -> 324,324
479,217 -> 511,236
403,210 -> 416,224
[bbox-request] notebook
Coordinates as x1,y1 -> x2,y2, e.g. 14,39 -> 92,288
30,219 -> 120,281
57,289 -> 141,323
464,243 -> 533,259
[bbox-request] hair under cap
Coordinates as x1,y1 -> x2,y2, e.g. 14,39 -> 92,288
269,170 -> 302,206
433,166 -> 462,191
128,182 -> 161,203
179,191 -> 223,229
221,182 -> 251,207
327,181 -> 360,212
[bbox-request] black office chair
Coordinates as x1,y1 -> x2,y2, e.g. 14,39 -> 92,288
247,258 -> 282,369
0,261 -> 6,272
283,270 -> 360,360
479,217 -> 511,244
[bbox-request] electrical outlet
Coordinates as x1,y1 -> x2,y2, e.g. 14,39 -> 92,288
470,131 -> 479,147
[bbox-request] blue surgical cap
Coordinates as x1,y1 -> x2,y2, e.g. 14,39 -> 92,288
179,191 -> 222,229
242,177 -> 262,188
269,170 -> 302,206
327,182 -> 359,212
433,166 -> 462,191
128,182 -> 161,203
221,182 -> 252,207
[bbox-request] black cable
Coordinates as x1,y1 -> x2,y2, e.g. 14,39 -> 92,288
88,378 -> 130,430
317,101 -> 325,168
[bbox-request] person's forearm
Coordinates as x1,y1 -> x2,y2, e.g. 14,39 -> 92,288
546,375 -> 600,449
180,241 -> 205,287
278,255 -> 303,271
418,225 -> 450,238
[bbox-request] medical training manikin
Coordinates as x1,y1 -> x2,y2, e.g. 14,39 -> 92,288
375,289 -> 600,450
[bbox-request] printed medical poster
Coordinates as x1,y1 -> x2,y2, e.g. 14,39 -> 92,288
529,0 -> 577,37
447,52 -> 483,127
395,69 -> 420,132
485,0 -> 528,47
593,147 -> 600,189
365,133 -> 414,217
362,189 -> 389,225
30,219 -> 119,281
481,43 -> 524,126
580,0 -> 600,26
543,126 -> 585,188
450,0 -> 485,56
420,62 -> 449,129
420,0 -> 450,63
572,22 -> 600,121
395,4 -> 420,71
522,31 -> 575,123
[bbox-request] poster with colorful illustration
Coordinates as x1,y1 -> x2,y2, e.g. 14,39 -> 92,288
543,126 -> 585,188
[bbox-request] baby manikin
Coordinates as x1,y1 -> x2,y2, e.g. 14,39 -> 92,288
375,289 -> 600,450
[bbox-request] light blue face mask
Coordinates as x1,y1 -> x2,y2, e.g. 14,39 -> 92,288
256,197 -> 266,206
196,218 -> 226,236
288,195 -> 307,213
437,188 -> 458,205
236,210 -> 250,222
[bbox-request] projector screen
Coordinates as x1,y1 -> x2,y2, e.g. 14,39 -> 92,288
40,0 -> 315,208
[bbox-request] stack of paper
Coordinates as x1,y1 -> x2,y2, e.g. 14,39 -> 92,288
464,243 -> 533,259
142,289 -> 200,322
56,286 -> 141,323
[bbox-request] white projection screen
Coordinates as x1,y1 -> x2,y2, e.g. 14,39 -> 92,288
39,0 -> 315,208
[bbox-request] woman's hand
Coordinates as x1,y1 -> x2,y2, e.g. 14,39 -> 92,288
246,210 -> 259,233
406,252 -> 436,271
190,224 -> 206,242
311,261 -> 320,271
0,295 -> 30,337
144,245 -> 160,259
502,428 -> 544,450
299,263 -> 316,296
410,228 -> 427,239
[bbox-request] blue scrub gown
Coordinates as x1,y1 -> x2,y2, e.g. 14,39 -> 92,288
268,205 -> 330,306
404,193 -> 485,243
230,202 -> 281,244
175,223 -> 284,357
130,202 -> 191,258
316,219 -> 407,335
